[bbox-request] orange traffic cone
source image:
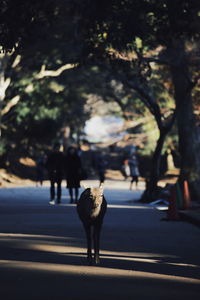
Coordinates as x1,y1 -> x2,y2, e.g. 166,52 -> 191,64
183,180 -> 191,210
166,185 -> 180,220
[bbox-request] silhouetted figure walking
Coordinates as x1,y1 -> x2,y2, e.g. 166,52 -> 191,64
65,146 -> 82,203
46,143 -> 64,204
128,154 -> 140,190
36,153 -> 46,186
121,158 -> 130,180
96,154 -> 107,185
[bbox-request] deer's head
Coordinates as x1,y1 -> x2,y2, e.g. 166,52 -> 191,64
84,185 -> 104,209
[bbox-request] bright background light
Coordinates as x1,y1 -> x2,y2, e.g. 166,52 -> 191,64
84,115 -> 126,143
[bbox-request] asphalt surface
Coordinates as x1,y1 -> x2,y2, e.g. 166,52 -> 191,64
0,179 -> 200,300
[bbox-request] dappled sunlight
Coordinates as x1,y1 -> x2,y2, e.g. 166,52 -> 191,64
108,204 -> 153,209
0,180 -> 145,207
0,258 -> 200,285
0,232 -> 199,285
0,232 -> 80,251
47,203 -> 149,209
26,243 -> 200,269
82,179 -> 146,191
99,251 -> 200,269
0,233 -> 73,241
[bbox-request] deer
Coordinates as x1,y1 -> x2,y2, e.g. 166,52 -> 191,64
77,185 -> 107,265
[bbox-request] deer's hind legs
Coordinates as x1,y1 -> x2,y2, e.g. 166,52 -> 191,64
93,224 -> 102,265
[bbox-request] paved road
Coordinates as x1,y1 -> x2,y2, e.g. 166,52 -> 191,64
0,180 -> 200,300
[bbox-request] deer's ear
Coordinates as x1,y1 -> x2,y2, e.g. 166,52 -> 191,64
99,183 -> 104,194
81,184 -> 88,189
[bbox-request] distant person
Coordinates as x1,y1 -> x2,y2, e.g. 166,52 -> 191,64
77,145 -> 82,157
96,154 -> 108,185
65,146 -> 82,203
46,143 -> 64,204
36,153 -> 46,187
128,154 -> 140,190
109,143 -> 117,153
121,158 -> 130,180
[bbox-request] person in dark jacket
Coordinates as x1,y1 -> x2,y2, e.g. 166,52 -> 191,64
46,142 -> 64,204
65,146 -> 82,203
96,153 -> 108,185
128,154 -> 140,190
36,152 -> 46,187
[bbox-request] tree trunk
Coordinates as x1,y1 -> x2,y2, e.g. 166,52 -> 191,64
141,129 -> 167,202
169,42 -> 200,201
0,55 -> 10,138
150,131 -> 166,189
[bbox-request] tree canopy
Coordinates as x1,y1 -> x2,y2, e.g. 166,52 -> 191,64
0,0 -> 200,200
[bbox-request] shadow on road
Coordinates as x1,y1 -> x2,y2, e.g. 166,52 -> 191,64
0,185 -> 200,299
0,231 -> 200,281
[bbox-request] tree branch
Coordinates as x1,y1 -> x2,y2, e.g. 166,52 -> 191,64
35,63 -> 79,79
123,77 -> 163,129
122,116 -> 152,131
1,95 -> 20,115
